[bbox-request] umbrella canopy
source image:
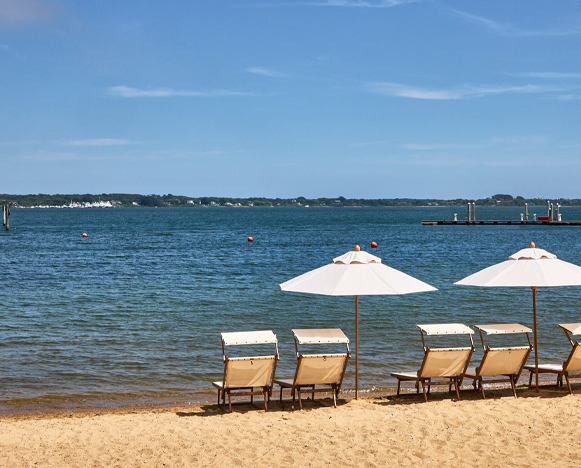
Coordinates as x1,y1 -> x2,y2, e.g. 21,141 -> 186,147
280,246 -> 437,399
455,242 -> 581,391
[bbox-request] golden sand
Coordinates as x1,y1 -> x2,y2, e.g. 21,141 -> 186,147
1,386 -> 581,467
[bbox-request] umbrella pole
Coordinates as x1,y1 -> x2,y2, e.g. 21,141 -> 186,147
355,295 -> 359,400
532,286 -> 539,393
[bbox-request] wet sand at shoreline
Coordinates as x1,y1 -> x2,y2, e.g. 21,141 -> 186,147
1,386 -> 580,467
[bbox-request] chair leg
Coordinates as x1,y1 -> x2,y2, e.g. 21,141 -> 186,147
332,387 -> 337,408
312,385 -> 315,402
421,380 -> 428,402
227,392 -> 232,412
480,378 -> 486,399
454,378 -> 460,400
528,370 -> 533,388
565,374 -> 573,394
217,389 -> 221,406
510,376 -> 517,398
298,389 -> 303,410
397,380 -> 401,396
263,390 -> 268,412
251,392 -> 253,404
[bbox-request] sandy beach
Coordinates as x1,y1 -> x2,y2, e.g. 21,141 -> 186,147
2,386 -> 580,468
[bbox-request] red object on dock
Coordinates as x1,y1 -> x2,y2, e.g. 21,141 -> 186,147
82,233 -> 88,237
247,237 -> 253,242
371,242 -> 377,248
537,216 -> 549,221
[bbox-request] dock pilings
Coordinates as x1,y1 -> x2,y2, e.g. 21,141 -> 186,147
3,202 -> 9,230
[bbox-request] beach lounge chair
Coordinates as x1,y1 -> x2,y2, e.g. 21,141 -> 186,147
212,330 -> 279,412
464,324 -> 532,399
274,328 -> 350,409
524,323 -> 581,394
391,324 -> 474,402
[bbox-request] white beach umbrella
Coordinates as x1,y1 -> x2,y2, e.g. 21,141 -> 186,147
280,246 -> 437,399
455,242 -> 581,392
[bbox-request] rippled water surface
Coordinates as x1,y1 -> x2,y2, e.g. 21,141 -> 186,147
2,206 -> 581,414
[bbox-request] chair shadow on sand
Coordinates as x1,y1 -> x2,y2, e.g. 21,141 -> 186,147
176,395 -> 349,417
375,382 -> 578,407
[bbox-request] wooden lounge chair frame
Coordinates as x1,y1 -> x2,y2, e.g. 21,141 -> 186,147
274,328 -> 350,409
392,323 -> 475,402
212,330 -> 279,412
464,324 -> 533,399
524,323 -> 581,394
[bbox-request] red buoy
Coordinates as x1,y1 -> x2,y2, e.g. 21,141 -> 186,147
371,241 -> 377,248
248,237 -> 253,242
82,233 -> 88,238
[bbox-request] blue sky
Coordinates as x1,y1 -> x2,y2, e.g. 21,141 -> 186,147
1,0 -> 580,198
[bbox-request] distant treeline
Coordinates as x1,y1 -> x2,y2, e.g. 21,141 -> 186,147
0,193 -> 577,208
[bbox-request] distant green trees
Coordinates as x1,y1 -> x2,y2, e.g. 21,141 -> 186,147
0,193 -> 577,208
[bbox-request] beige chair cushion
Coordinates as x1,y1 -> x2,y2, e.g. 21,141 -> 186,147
224,356 -> 275,388
295,354 -> 347,386
419,348 -> 472,379
478,347 -> 530,376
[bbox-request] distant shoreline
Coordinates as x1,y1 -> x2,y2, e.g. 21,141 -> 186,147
0,193 -> 574,209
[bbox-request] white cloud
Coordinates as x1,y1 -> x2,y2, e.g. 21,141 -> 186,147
555,94 -> 581,100
59,139 -> 137,147
510,72 -> 581,79
304,0 -> 414,7
108,85 -> 253,98
246,67 -> 287,78
365,82 -> 562,100
401,143 -> 484,150
253,0 -> 414,7
452,10 -> 581,37
401,137 -> 549,152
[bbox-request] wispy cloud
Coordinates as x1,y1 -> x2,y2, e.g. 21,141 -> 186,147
300,0 -> 414,7
0,0 -> 56,29
58,139 -> 137,147
555,94 -> 581,100
401,136 -> 549,152
246,67 -> 287,78
401,143 -> 484,150
252,0 -> 414,7
365,82 -> 563,100
510,72 -> 581,79
452,10 -> 581,37
108,85 -> 253,98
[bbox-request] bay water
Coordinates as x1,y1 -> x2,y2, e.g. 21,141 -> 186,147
1,206 -> 581,414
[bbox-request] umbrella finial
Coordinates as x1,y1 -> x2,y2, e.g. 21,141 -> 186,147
529,242 -> 535,248
354,245 -> 360,251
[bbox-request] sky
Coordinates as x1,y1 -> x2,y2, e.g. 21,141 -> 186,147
1,0 -> 580,199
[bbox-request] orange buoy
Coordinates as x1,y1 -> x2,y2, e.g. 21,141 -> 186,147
248,237 -> 253,242
82,233 -> 88,237
371,242 -> 377,248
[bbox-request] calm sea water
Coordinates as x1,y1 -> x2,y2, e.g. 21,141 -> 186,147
1,206 -> 581,414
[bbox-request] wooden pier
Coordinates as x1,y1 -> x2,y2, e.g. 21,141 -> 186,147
422,219 -> 581,226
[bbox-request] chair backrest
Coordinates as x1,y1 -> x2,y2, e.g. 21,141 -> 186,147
564,343 -> 581,372
224,356 -> 276,389
294,354 -> 347,386
477,347 -> 530,376
418,348 -> 472,379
